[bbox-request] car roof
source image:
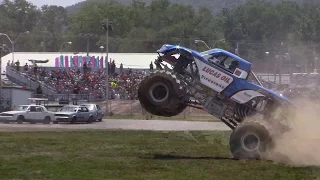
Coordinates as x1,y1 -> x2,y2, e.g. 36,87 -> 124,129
63,105 -> 80,108
20,105 -> 43,107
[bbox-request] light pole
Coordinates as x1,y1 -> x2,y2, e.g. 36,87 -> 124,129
265,52 -> 270,82
0,31 -> 29,63
60,41 -> 72,54
40,30 -> 50,52
279,42 -> 285,85
194,39 -> 211,49
194,39 -> 225,50
0,45 -> 4,92
235,42 -> 239,55
102,19 -> 113,114
275,55 -> 279,84
100,46 -> 104,56
79,33 -> 97,56
213,38 -> 226,48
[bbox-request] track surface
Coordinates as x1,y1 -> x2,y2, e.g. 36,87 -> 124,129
0,120 -> 230,132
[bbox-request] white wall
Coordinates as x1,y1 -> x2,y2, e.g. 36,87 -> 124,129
1,52 -> 158,71
2,88 -> 32,108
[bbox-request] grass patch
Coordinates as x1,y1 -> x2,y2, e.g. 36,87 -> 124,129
0,130 -> 318,180
104,113 -> 220,121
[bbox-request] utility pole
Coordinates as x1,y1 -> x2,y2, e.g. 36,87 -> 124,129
105,19 -> 109,114
279,55 -> 282,85
60,41 -> 72,55
275,55 -> 279,84
87,36 -> 90,56
235,42 -> 239,55
42,36 -> 46,52
265,52 -> 270,82
0,45 -> 3,92
313,51 -> 318,71
79,33 -> 97,56
0,31 -> 29,63
102,19 -> 114,114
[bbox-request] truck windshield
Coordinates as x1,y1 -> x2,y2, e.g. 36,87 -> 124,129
247,71 -> 263,87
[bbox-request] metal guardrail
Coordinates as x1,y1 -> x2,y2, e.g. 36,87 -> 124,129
6,66 -> 57,94
32,94 -> 105,104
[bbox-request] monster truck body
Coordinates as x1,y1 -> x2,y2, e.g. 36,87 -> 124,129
138,44 -> 296,160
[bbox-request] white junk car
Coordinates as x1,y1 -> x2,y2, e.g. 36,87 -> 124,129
0,105 -> 55,124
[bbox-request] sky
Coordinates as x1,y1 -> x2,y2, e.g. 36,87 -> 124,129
27,0 -> 86,7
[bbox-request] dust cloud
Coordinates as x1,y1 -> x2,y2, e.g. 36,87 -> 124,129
266,98 -> 320,166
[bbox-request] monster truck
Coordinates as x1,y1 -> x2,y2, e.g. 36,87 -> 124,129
137,43 -> 296,160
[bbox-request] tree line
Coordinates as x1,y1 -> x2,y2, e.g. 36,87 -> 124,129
1,0 -> 320,71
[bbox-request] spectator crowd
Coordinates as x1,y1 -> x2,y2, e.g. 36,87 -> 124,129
7,60 -> 151,100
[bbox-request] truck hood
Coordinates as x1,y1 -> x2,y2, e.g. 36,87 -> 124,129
259,85 -> 296,108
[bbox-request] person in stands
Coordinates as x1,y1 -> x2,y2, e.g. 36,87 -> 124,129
15,60 -> 20,71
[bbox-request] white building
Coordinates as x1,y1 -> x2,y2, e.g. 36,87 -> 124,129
1,86 -> 33,109
1,52 -> 158,70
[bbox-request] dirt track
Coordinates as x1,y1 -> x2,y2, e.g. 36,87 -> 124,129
0,119 -> 230,132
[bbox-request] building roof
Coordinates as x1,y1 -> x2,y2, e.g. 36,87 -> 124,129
1,52 -> 158,70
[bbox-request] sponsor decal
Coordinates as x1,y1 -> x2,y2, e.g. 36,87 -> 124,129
202,67 -> 232,83
198,66 -> 234,92
201,75 -> 226,89
234,69 -> 242,76
244,92 -> 252,98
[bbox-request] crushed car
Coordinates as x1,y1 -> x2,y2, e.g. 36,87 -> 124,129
53,105 -> 95,124
0,105 -> 55,124
80,104 -> 104,121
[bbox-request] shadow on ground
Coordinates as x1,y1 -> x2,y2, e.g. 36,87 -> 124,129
140,154 -> 236,160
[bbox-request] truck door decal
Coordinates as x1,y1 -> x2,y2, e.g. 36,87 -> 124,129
195,58 -> 234,92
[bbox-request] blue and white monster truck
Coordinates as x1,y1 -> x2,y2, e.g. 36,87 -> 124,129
137,42 -> 296,160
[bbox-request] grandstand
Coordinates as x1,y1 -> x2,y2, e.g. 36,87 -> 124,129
1,52 -> 156,109
1,52 -> 157,70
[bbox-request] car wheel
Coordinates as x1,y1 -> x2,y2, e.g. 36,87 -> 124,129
43,116 -> 51,124
17,116 -> 24,124
87,116 -> 93,124
70,117 -> 76,124
98,118 -> 102,122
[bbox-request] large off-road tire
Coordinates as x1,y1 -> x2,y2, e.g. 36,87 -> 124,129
138,70 -> 189,117
229,121 -> 273,160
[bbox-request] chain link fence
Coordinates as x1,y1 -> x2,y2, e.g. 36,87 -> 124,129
31,94 -> 215,120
